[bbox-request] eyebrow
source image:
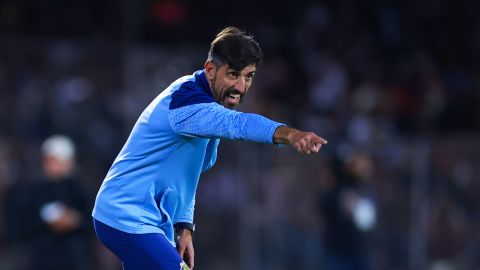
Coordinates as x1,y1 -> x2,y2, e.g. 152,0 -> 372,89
228,69 -> 256,75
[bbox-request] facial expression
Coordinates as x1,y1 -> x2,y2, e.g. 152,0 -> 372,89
205,61 -> 256,110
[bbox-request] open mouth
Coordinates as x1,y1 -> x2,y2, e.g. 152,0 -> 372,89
226,93 -> 240,102
223,91 -> 242,108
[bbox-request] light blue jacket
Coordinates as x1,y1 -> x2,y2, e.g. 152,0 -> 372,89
92,70 -> 283,246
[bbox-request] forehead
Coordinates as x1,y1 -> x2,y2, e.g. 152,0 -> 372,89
220,64 -> 256,74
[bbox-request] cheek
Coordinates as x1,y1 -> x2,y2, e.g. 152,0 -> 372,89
223,79 -> 235,88
218,80 -> 232,92
213,81 -> 226,97
245,82 -> 252,91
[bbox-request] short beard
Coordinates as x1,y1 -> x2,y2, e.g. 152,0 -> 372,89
211,74 -> 245,109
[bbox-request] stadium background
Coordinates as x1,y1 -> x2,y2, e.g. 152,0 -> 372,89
0,0 -> 479,269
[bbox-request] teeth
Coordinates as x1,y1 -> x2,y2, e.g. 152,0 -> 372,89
228,94 -> 240,99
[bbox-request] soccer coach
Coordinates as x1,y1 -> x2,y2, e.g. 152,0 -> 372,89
92,26 -> 327,270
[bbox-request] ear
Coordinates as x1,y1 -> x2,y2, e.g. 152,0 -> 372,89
204,61 -> 216,80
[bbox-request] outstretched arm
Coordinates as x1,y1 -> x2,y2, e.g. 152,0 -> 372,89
274,126 -> 328,154
169,102 -> 327,153
169,102 -> 282,144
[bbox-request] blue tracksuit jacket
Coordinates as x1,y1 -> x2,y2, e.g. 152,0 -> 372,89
93,70 -> 283,246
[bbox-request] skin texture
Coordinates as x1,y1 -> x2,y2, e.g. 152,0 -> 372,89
273,126 -> 327,154
177,61 -> 328,269
205,61 -> 255,110
176,229 -> 194,269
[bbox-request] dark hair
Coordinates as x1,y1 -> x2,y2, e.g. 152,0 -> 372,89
207,26 -> 263,71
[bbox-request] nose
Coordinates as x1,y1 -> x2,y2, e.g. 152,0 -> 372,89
233,76 -> 246,91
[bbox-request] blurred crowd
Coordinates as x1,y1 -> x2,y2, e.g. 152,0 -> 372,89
0,0 -> 480,269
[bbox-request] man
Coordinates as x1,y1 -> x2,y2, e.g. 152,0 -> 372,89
92,26 -> 327,270
4,135 -> 93,270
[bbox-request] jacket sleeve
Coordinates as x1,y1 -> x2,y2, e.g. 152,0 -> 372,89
173,197 -> 195,224
168,102 -> 284,144
202,139 -> 220,172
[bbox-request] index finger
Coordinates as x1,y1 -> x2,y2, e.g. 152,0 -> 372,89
312,136 -> 328,145
188,246 -> 194,269
188,254 -> 194,269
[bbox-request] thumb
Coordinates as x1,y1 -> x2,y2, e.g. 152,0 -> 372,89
312,143 -> 321,153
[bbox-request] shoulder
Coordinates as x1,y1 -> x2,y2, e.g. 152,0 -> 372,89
169,80 -> 215,110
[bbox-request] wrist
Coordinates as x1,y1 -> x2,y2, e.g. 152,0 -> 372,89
273,126 -> 298,145
174,222 -> 195,235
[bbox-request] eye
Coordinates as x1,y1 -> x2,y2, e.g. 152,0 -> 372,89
227,72 -> 238,79
245,73 -> 255,81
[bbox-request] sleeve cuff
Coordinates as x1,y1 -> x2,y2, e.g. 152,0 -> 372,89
271,124 -> 286,145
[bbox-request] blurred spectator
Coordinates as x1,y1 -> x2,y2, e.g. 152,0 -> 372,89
3,135 -> 95,270
318,150 -> 376,270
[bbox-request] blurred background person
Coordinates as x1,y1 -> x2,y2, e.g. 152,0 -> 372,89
3,135 -> 94,270
318,150 -> 376,270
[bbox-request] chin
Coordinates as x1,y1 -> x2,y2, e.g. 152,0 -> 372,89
222,103 -> 238,110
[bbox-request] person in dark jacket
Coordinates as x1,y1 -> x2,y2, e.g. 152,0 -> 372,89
4,135 -> 94,270
319,150 -> 377,270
